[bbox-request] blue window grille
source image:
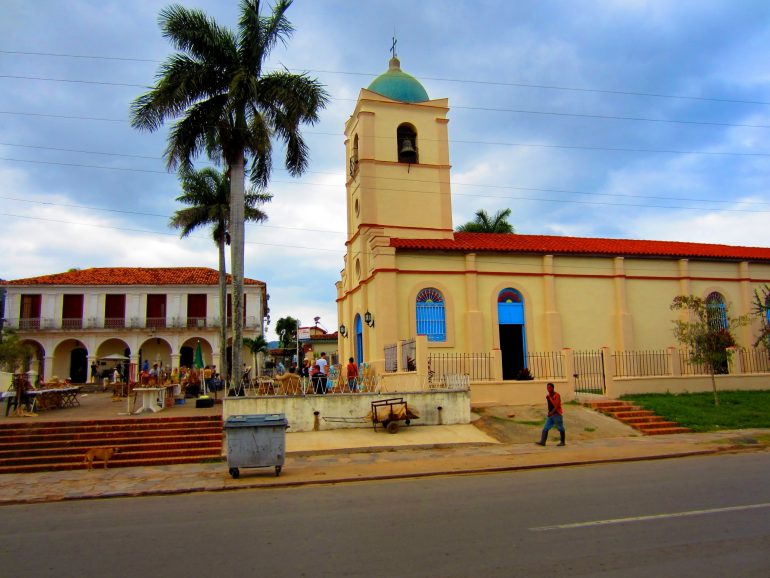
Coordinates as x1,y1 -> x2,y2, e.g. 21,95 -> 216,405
705,292 -> 727,330
416,288 -> 446,342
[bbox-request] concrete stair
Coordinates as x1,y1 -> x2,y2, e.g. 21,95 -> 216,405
586,400 -> 691,435
0,415 -> 223,473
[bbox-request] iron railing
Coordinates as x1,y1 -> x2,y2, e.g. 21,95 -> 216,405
678,350 -> 710,376
739,347 -> 770,374
384,343 -> 397,372
428,352 -> 493,381
613,350 -> 669,377
526,351 -> 565,379
573,350 -> 605,394
401,339 -> 416,372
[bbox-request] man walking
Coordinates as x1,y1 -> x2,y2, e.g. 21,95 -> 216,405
536,382 -> 566,446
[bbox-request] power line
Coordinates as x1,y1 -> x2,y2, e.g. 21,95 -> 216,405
4,115 -> 770,158
0,195 -> 346,235
2,211 -> 763,277
2,156 -> 769,212
3,48 -> 769,107
0,212 -> 345,253
4,74 -> 770,129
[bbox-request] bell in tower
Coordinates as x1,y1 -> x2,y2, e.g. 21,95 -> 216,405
397,124 -> 418,164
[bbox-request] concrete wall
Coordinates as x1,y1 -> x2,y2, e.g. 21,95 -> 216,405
223,390 -> 470,432
607,374 -> 770,397
469,379 -> 572,406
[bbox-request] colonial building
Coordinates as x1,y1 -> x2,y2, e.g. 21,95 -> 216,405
335,56 -> 770,380
2,267 -> 266,382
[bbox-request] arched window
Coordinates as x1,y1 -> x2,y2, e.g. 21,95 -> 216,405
416,288 -> 445,342
397,123 -> 418,164
349,134 -> 359,177
355,314 -> 363,366
706,292 -> 727,330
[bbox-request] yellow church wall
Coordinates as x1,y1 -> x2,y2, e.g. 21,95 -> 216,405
553,256 -> 614,276
623,258 -> 680,277
554,276 -> 615,349
687,260 -> 740,280
625,278 -> 680,349
750,263 -> 770,280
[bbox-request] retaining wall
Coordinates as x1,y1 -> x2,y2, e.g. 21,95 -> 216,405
223,390 -> 471,432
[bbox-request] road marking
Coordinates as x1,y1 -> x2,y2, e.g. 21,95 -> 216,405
530,502 -> 770,531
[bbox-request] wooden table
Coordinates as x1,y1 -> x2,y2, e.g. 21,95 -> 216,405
133,387 -> 166,414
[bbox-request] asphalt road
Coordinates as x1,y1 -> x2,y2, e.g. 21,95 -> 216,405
1,452 -> 769,577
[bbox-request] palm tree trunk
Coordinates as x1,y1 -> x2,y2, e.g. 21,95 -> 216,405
710,369 -> 720,406
229,151 -> 246,395
217,234 -> 228,397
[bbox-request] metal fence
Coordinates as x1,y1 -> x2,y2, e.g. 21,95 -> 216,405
573,350 -> 605,394
401,339 -> 416,372
427,352 -> 493,381
613,350 -> 670,377
739,347 -> 770,374
525,351 -> 565,379
384,343 -> 397,373
678,350 -> 710,376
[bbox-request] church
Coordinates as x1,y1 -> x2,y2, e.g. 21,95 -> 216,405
335,55 -> 770,394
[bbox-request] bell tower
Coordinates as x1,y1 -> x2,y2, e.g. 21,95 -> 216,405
343,56 -> 454,242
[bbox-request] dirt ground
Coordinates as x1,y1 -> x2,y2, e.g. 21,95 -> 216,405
471,403 -> 641,444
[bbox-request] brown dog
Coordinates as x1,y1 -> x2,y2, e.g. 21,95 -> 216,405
84,447 -> 120,470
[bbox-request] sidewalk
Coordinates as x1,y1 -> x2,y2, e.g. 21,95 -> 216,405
1,424 -> 767,505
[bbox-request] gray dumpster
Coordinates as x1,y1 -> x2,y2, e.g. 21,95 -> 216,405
224,414 -> 288,478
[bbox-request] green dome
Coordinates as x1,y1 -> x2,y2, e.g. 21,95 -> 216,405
367,57 -> 429,103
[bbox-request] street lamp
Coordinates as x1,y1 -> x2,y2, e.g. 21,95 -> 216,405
364,310 -> 375,328
339,324 -> 347,337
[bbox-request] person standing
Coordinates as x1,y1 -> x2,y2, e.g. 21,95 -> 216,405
316,352 -> 329,393
346,357 -> 359,392
536,382 -> 566,446
90,361 -> 98,383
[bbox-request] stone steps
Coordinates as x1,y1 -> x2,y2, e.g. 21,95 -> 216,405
586,400 -> 692,436
0,416 -> 223,474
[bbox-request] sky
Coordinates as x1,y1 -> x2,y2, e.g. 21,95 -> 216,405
3,0 -> 770,341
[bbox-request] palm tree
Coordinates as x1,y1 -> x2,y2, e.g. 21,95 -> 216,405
243,334 -> 269,377
169,166 -> 271,387
455,208 -> 515,233
131,0 -> 328,394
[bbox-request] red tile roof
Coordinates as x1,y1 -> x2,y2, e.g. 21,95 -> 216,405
390,232 -> 770,261
4,267 -> 264,286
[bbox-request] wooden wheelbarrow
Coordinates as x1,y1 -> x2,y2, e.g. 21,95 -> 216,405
370,398 -> 419,434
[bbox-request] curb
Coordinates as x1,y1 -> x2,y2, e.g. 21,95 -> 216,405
1,445 -> 747,506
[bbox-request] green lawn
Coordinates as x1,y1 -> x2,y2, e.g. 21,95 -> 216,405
621,390 -> 770,432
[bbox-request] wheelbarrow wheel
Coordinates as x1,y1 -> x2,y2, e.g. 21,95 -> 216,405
229,467 -> 240,479
386,420 -> 399,434
275,465 -> 282,476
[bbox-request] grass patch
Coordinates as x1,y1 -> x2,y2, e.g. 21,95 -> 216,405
621,390 -> 770,432
584,427 -> 596,433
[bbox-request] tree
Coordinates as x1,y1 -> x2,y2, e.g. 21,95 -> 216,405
455,208 -> 515,233
752,284 -> 770,349
0,330 -> 32,373
275,316 -> 298,348
670,295 -> 748,406
169,166 -> 271,386
243,334 -> 269,376
131,0 -> 328,395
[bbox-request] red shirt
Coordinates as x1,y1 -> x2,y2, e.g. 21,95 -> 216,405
347,363 -> 358,379
546,391 -> 563,416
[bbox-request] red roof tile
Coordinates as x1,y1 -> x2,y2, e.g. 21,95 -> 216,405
390,232 -> 770,261
4,267 -> 264,286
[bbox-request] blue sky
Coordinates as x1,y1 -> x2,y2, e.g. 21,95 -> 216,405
3,0 -> 770,340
